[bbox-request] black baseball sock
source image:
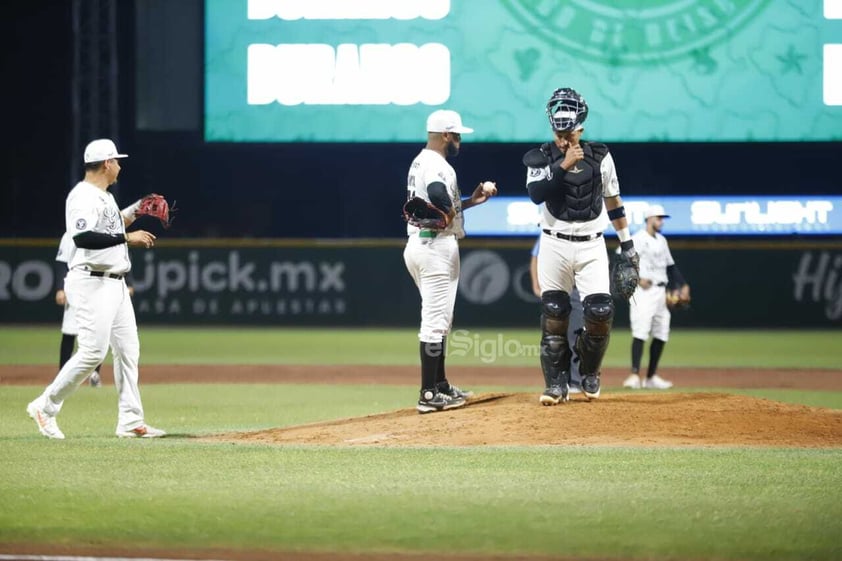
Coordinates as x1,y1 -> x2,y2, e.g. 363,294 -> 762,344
60,334 -> 75,368
420,341 -> 444,392
647,338 -> 666,378
631,338 -> 644,374
435,336 -> 449,391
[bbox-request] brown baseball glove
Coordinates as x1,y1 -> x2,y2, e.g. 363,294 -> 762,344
137,193 -> 176,228
402,196 -> 448,229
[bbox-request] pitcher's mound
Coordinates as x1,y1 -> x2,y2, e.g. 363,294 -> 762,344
213,392 -> 842,448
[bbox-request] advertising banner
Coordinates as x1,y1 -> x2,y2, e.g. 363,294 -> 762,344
1,241 -> 840,328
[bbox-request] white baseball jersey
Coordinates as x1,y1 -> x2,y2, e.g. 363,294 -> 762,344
55,232 -> 79,335
66,181 -> 131,274
629,229 -> 675,341
528,152 -> 621,237
632,229 -> 674,286
55,231 -> 76,265
406,149 -> 465,239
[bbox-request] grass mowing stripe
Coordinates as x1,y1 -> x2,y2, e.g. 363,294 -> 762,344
2,327 -> 841,368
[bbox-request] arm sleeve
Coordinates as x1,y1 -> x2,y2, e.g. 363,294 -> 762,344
54,262 -> 67,292
427,181 -> 453,212
667,265 -> 686,287
73,231 -> 126,249
526,166 -> 565,204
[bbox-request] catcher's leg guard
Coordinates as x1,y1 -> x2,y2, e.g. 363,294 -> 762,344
539,291 -> 572,405
575,293 -> 614,400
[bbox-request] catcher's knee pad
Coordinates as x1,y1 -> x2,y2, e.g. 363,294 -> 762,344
582,293 -> 614,336
541,290 -> 571,336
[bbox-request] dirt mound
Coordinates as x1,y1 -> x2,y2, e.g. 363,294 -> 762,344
211,392 -> 842,448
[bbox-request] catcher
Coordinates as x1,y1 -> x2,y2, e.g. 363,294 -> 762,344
622,204 -> 690,390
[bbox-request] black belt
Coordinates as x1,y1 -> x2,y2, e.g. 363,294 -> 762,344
542,229 -> 603,242
89,271 -> 125,280
657,282 -> 667,287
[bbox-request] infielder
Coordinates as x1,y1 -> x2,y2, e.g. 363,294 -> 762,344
27,138 -> 165,439
622,205 -> 690,390
403,109 -> 497,413
523,87 -> 638,405
55,231 -> 103,387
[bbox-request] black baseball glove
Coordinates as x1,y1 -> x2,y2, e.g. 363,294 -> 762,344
403,196 -> 448,229
611,246 -> 640,300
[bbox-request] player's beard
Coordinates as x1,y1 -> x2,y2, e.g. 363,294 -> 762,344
446,140 -> 459,158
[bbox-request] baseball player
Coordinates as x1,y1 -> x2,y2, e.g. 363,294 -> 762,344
55,231 -> 103,387
403,109 -> 497,413
529,235 -> 582,393
622,205 -> 690,390
27,138 -> 165,439
523,87 -> 638,405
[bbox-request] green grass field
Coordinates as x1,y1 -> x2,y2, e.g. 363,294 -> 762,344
1,326 -> 841,560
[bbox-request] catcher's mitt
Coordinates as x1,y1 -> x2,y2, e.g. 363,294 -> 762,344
611,247 -> 640,300
403,196 -> 448,230
137,193 -> 175,228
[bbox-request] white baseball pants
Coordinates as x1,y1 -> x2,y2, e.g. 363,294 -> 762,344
32,270 -> 146,431
630,284 -> 671,341
404,234 -> 459,344
537,234 -> 610,299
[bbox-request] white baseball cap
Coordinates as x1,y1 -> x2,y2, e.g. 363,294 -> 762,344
644,204 -> 670,219
84,138 -> 128,163
426,110 -> 474,134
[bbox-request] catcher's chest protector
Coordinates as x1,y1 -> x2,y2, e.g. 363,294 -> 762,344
545,142 -> 607,222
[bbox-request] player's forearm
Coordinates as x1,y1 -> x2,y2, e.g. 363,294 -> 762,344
605,196 -> 633,250
526,175 -> 563,204
121,199 -> 142,227
73,231 -> 127,249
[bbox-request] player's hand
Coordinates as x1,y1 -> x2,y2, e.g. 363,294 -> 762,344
126,230 -> 156,249
470,181 -> 497,205
638,278 -> 653,289
55,289 -> 66,306
560,144 -> 584,170
679,284 -> 691,300
128,286 -> 135,297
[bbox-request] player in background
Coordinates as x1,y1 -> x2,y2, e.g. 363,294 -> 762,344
529,234 -> 582,394
55,232 -> 135,387
403,109 -> 497,413
27,138 -> 165,439
623,205 -> 690,390
523,87 -> 638,405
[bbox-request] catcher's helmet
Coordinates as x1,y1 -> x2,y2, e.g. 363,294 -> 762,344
546,88 -> 588,132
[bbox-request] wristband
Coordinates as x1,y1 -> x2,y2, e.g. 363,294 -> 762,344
620,240 -> 635,252
607,206 -> 626,220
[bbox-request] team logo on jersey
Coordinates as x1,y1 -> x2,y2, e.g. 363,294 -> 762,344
75,218 -> 87,230
501,0 -> 771,65
568,166 -> 584,174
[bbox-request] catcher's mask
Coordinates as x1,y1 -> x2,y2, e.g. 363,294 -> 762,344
546,88 -> 588,133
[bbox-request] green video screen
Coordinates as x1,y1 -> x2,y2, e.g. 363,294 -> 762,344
205,0 -> 842,142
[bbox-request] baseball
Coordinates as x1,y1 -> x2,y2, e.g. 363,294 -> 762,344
482,181 -> 497,196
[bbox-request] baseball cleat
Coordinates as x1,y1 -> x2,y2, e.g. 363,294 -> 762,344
581,374 -> 601,400
417,390 -> 466,413
116,425 -> 167,438
26,401 -> 65,440
622,373 -> 642,389
539,385 -> 569,406
643,374 -> 673,389
441,384 -> 474,400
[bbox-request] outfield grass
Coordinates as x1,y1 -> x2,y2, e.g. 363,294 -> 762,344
2,326 -> 841,560
1,326 -> 841,368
